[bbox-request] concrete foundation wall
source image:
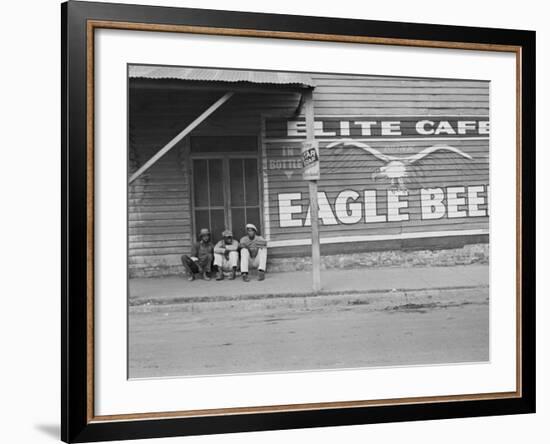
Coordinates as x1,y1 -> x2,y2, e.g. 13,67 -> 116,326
130,242 -> 488,278
268,243 -> 488,272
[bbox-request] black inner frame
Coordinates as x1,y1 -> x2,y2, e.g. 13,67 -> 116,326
62,1 -> 536,442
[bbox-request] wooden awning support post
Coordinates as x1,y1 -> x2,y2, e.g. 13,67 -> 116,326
304,89 -> 321,293
128,92 -> 234,184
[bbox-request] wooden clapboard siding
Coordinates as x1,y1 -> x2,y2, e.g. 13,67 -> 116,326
263,73 -> 489,247
311,73 -> 488,116
128,145 -> 191,272
128,88 -> 193,274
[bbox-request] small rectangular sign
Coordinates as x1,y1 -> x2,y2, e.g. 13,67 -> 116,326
301,140 -> 320,181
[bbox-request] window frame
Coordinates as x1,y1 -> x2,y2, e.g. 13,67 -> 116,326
189,136 -> 262,243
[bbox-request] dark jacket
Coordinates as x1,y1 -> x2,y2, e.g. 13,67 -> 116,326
190,240 -> 214,263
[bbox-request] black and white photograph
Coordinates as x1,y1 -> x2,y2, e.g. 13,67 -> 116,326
127,64 -> 490,379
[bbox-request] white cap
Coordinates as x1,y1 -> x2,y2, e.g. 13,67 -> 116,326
245,223 -> 258,232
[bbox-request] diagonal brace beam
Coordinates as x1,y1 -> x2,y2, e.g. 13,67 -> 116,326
128,92 -> 234,184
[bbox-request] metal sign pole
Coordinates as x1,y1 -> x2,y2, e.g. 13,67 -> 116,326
303,89 -> 321,293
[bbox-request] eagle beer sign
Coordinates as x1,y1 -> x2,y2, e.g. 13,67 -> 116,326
301,140 -> 320,181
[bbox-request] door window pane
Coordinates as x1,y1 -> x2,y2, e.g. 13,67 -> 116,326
193,160 -> 208,207
231,208 -> 246,241
194,210 -> 210,241
210,209 -> 226,244
230,159 -> 245,206
245,207 -> 261,236
244,159 -> 259,205
209,159 -> 224,207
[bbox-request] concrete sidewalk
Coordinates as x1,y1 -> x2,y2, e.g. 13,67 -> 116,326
129,264 -> 489,305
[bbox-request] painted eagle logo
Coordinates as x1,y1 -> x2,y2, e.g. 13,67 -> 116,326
326,139 -> 474,189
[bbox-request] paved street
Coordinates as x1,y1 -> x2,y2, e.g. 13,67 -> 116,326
129,283 -> 489,378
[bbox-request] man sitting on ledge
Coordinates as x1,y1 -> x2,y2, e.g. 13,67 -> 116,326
181,228 -> 213,281
239,223 -> 267,282
213,229 -> 239,281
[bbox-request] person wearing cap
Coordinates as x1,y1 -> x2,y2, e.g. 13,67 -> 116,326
239,223 -> 267,282
181,228 -> 214,281
213,229 -> 240,280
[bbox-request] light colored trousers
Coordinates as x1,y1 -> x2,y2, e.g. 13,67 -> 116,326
214,251 -> 239,271
240,248 -> 267,273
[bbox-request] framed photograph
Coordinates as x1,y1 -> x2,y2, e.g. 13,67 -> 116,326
61,1 -> 535,442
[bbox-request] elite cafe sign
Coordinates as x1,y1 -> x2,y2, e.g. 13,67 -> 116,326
269,117 -> 490,228
285,117 -> 490,138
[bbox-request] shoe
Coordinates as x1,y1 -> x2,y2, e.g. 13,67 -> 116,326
229,268 -> 236,280
187,274 -> 195,281
242,273 -> 250,282
216,270 -> 224,281
258,270 -> 265,281
203,272 -> 211,281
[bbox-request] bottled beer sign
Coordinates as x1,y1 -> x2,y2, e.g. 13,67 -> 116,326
263,115 -> 489,247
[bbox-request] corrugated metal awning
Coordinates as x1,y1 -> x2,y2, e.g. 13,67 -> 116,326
129,65 -> 315,89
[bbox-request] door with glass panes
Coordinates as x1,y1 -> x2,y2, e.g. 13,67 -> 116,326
191,137 -> 261,244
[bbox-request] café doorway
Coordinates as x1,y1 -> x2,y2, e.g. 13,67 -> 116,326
191,136 -> 261,244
